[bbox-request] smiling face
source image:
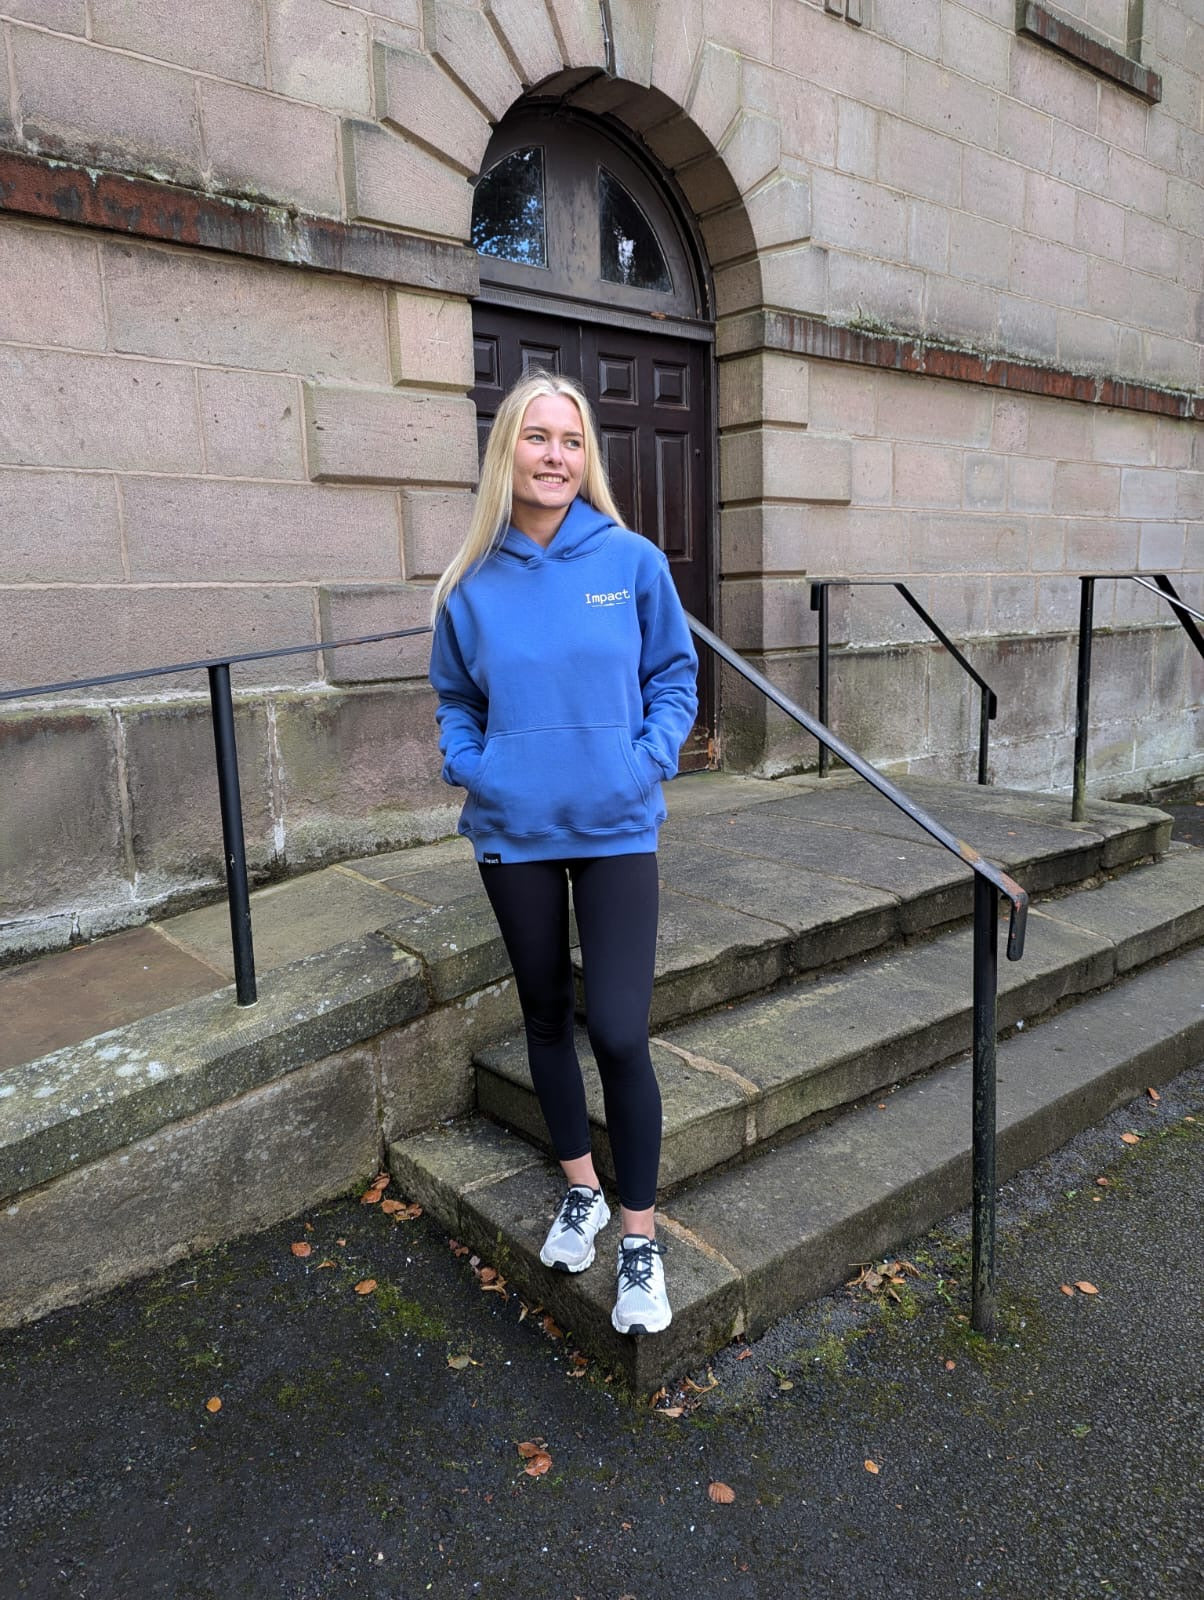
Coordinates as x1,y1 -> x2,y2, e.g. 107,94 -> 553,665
509,392 -> 587,542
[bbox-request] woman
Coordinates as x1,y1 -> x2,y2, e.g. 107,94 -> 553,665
429,372 -> 698,1336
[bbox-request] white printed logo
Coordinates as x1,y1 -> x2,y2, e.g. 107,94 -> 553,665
584,587 -> 631,607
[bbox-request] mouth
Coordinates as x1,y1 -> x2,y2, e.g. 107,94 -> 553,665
534,474 -> 567,485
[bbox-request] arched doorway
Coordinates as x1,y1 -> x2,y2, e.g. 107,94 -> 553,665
469,107 -> 715,765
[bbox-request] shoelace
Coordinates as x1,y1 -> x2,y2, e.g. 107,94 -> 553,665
617,1237 -> 664,1292
554,1188 -> 598,1238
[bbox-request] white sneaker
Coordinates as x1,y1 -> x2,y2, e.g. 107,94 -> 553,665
539,1186 -> 611,1273
611,1234 -> 672,1335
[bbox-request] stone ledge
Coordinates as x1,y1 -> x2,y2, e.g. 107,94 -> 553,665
1017,2 -> 1162,104
0,934 -> 426,1202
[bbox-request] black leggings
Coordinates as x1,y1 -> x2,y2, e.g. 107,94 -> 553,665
478,853 -> 661,1212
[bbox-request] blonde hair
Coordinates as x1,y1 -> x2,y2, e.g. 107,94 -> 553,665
432,372 -> 625,615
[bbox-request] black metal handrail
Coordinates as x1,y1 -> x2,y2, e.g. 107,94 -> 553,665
810,579 -> 999,784
690,616 -> 1028,1340
6,614 -> 1028,1337
1,625 -> 435,1006
1072,573 -> 1204,821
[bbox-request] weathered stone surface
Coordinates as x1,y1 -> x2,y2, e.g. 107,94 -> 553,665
718,352 -> 810,429
318,585 -> 433,684
266,0 -> 373,114
0,220 -> 105,349
304,383 -> 478,486
382,895 -> 512,1002
0,935 -> 423,1201
0,1048 -> 380,1328
401,489 -> 475,580
200,80 -> 341,217
720,428 -> 851,503
485,0 -> 563,86
379,975 -> 520,1139
102,240 -> 391,383
344,836 -> 479,903
424,0 -> 523,118
0,469 -> 123,582
374,44 -> 491,177
90,0 -> 266,82
197,368 -> 307,482
389,291 -> 475,390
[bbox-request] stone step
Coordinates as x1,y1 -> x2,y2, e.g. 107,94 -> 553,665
475,846 -> 1204,1192
390,941 -> 1204,1391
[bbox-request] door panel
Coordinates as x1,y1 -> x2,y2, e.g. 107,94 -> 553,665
471,303 -> 712,763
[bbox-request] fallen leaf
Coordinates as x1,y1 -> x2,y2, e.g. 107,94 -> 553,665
1070,1422 -> 1091,1438
945,1360 -> 956,1371
1075,1281 -> 1099,1295
354,1279 -> 378,1295
777,1378 -> 794,1392
447,1354 -> 473,1371
477,1266 -> 498,1284
707,1481 -> 736,1504
336,1238 -> 347,1247
205,1397 -> 222,1413
864,1460 -> 880,1475
1095,1176 -> 1110,1187
1060,1284 -> 1075,1296
380,1199 -> 405,1215
290,1242 -> 312,1258
1184,1116 -> 1196,1124
523,1452 -> 553,1477
541,1315 -> 564,1341
1121,1132 -> 1141,1145
736,1349 -> 753,1361
684,1370 -> 718,1394
654,1406 -> 684,1418
648,1387 -> 668,1408
1146,1087 -> 1161,1102
317,1259 -> 337,1269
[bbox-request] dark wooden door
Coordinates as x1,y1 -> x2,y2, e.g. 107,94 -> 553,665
472,302 -> 712,761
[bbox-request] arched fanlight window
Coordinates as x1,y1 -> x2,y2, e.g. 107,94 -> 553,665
599,168 -> 671,292
471,146 -> 547,267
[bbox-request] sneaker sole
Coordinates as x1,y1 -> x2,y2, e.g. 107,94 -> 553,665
540,1245 -> 596,1273
611,1311 -> 672,1336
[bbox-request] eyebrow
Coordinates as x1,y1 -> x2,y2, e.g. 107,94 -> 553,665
522,426 -> 583,438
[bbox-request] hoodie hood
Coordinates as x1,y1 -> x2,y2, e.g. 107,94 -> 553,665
495,496 -> 617,565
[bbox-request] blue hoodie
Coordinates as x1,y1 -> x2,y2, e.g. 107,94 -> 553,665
429,497 -> 699,864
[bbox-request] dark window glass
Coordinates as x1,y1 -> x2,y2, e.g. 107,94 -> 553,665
599,168 -> 671,291
472,147 -> 547,267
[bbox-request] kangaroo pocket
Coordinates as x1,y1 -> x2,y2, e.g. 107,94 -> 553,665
469,725 -> 650,838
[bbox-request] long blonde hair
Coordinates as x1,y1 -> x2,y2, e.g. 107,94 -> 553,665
432,372 -> 625,615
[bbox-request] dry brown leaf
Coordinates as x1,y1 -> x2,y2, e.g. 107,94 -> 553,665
1185,1116 -> 1196,1124
542,1315 -> 565,1341
777,1378 -> 794,1392
336,1237 -> 347,1246
477,1267 -> 498,1284
1121,1132 -> 1141,1145
516,1441 -> 545,1459
317,1259 -> 337,1269
648,1387 -> 669,1408
945,1360 -> 957,1371
654,1406 -> 684,1418
354,1278 -> 378,1296
379,1199 -> 404,1215
864,1460 -> 880,1475
1075,1281 -> 1099,1295
736,1349 -> 753,1361
1095,1176 -> 1110,1187
290,1242 -> 312,1258
447,1354 -> 473,1371
523,1452 -> 553,1477
1146,1087 -> 1161,1102
684,1370 -> 718,1394
1060,1284 -> 1075,1296
205,1396 -> 222,1413
707,1481 -> 736,1504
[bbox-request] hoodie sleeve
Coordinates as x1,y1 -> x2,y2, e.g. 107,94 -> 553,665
429,603 -> 487,791
634,552 -> 699,783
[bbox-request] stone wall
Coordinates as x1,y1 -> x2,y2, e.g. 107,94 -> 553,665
0,0 -> 1201,956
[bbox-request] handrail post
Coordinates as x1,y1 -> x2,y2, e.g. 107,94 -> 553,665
971,873 -> 998,1338
208,663 -> 257,1007
977,689 -> 990,786
811,582 -> 831,777
1072,576 -> 1095,822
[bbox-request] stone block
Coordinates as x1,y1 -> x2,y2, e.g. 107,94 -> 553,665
677,155 -> 743,219
1093,409 -> 1157,467
721,112 -> 780,197
0,708 -> 127,923
703,0 -> 773,60
1053,463 -> 1120,518
90,0 -> 266,82
424,0 -> 522,117
877,116 -> 962,207
1008,457 -> 1056,514
0,469 -> 123,582
604,0 -> 655,86
720,503 -> 821,577
342,119 -> 474,239
0,222 -> 105,350
980,632 -> 1072,742
923,276 -> 1001,345
826,252 -> 925,331
0,348 -> 202,474
1022,394 -> 1092,460
1124,214 -> 1180,282
927,573 -> 991,637
911,513 -> 1029,573
1177,473 -> 1204,521
0,585 -> 321,696
304,383 -> 477,486
718,352 -> 809,429
318,584 -> 434,683
745,175 -> 813,251
401,488 -> 475,579
11,25 -> 205,184
1107,148 -> 1166,219
102,241 -> 391,383
1119,469 -> 1178,521
198,369 -> 306,481
3,1 -> 84,30
811,171 -> 907,257
719,648 -> 818,774
941,4 -> 1013,90
687,41 -> 741,147
122,478 -> 402,581
118,698 -> 276,886
782,6 -> 906,114
998,294 -> 1058,361
486,0 -> 563,86
720,577 -> 816,652
949,212 -> 1011,287
720,429 -> 851,505
907,199 -> 950,271
845,583 -> 935,647
699,203 -> 758,267
272,683 -> 452,865
379,976 -> 520,1140
646,0 -> 702,105
990,575 -> 1037,633
373,43 -> 491,177
835,96 -> 876,176
1024,171 -> 1077,244
1010,233 -> 1088,308
875,0 -> 940,55
1056,310 -> 1118,373
892,443 -> 962,509
964,453 -> 1008,511
1010,34 -> 1098,131
905,56 -> 998,144
266,0 -> 373,114
200,80 -> 341,217
389,291 -> 474,389
544,0 -> 605,68
852,439 -> 893,504
0,1051 -> 381,1326
961,147 -> 1025,226
1063,516 -> 1138,572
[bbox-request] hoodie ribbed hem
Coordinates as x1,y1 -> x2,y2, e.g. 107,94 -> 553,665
463,822 -> 662,865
